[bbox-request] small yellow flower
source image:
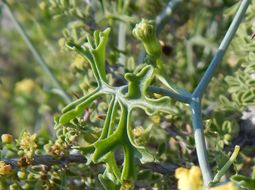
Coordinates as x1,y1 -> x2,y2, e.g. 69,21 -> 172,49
15,79 -> 35,93
19,132 -> 37,158
175,166 -> 203,190
70,55 -> 87,70
150,115 -> 161,124
210,182 -> 239,190
132,127 -> 145,137
120,180 -> 134,190
1,134 -> 13,144
0,161 -> 12,175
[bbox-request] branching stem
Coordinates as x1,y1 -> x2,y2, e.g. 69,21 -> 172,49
190,0 -> 251,186
193,0 -> 250,99
2,0 -> 251,187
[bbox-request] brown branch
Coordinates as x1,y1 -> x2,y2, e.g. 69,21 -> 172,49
2,154 -> 86,169
2,154 -> 177,175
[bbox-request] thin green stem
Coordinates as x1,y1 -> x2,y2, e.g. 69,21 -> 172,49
102,84 -> 192,104
212,145 -> 240,184
3,2 -> 72,103
147,86 -> 191,103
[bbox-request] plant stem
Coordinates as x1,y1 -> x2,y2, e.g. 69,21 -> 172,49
212,145 -> 240,183
193,0 -> 251,99
117,21 -> 127,66
190,0 -> 251,186
3,154 -> 178,175
147,86 -> 191,103
155,0 -> 182,36
3,2 -> 72,103
191,101 -> 213,185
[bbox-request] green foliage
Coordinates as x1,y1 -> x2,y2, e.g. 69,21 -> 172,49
55,26 -> 180,187
0,0 -> 255,189
231,167 -> 255,190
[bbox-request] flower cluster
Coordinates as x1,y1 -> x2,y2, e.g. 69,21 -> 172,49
18,132 -> 37,158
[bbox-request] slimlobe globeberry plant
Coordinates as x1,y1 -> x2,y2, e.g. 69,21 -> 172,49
0,0 -> 254,189
55,0 -> 250,188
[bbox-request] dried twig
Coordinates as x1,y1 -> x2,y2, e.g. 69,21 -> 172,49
2,154 -> 178,175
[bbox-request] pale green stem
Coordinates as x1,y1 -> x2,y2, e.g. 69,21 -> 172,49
191,101 -> 213,185
193,0 -> 251,99
3,2 -> 72,103
213,146 -> 240,183
190,0 -> 250,186
155,0 -> 182,36
117,21 -> 127,66
147,86 -> 191,103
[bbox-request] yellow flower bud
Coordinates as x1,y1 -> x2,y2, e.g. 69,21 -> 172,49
1,134 -> 13,144
70,55 -> 87,70
19,132 -> 37,158
150,115 -> 160,124
132,127 -> 145,137
0,161 -> 12,175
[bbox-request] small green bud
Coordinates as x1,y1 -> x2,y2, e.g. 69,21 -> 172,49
17,171 -> 26,179
133,19 -> 155,42
23,183 -> 31,190
18,150 -> 25,157
39,2 -> 47,10
224,134 -> 232,143
27,173 -> 35,180
10,184 -> 18,190
133,19 -> 161,58
69,134 -> 77,142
